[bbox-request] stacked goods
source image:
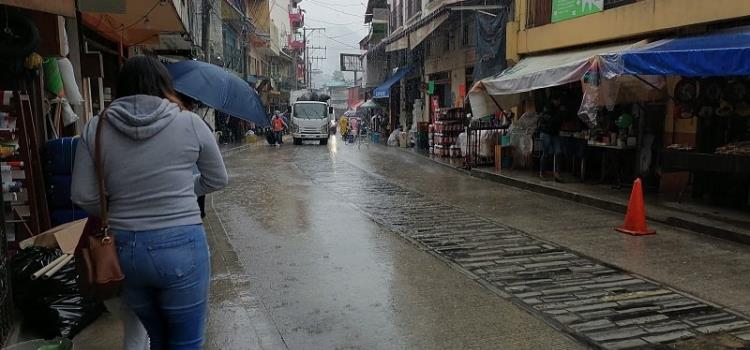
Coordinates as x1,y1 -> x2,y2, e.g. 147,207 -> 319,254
44,138 -> 87,226
666,144 -> 694,151
430,120 -> 465,158
716,141 -> 750,156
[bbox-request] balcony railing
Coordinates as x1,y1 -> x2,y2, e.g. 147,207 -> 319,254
289,12 -> 304,28
288,36 -> 305,50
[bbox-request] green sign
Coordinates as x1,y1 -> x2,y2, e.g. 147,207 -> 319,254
552,0 -> 603,23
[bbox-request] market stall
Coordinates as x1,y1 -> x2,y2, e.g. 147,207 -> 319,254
596,27 -> 750,207
469,26 -> 750,209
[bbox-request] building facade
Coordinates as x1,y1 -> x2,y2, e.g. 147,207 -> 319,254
362,0 -> 506,131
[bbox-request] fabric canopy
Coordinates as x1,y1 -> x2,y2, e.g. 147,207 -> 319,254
386,35 -> 409,52
601,26 -> 750,77
479,43 -> 636,96
409,13 -> 450,49
373,66 -> 413,99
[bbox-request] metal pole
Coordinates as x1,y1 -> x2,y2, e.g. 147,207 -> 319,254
303,28 -> 308,88
202,0 -> 211,62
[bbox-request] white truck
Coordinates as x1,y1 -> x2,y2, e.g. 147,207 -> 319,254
289,90 -> 334,145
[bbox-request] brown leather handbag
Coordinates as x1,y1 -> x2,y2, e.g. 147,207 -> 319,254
76,112 -> 125,299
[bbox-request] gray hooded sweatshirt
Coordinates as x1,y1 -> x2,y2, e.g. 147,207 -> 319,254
71,95 -> 228,231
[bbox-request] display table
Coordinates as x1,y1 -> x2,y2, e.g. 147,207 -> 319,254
588,144 -> 637,188
661,151 -> 750,174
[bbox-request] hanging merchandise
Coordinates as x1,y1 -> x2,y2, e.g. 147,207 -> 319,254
507,111 -> 539,167
43,58 -> 64,96
61,100 -> 78,126
0,11 -> 40,78
57,58 -> 84,105
24,52 -> 43,70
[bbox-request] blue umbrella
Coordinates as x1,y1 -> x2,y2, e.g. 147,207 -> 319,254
167,60 -> 268,126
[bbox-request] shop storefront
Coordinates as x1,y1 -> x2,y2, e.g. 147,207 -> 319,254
0,2 -> 84,345
468,27 -> 750,211
372,65 -> 413,132
0,1 -> 198,345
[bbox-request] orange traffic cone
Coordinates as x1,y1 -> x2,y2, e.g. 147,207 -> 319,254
616,178 -> 655,236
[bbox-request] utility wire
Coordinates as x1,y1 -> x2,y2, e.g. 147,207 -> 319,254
324,35 -> 361,49
305,19 -> 363,26
305,0 -> 365,8
304,0 -> 363,17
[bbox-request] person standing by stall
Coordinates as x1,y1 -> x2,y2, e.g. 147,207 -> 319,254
72,56 -> 228,349
538,96 -> 564,182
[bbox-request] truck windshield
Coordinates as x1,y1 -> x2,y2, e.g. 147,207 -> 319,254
294,104 -> 327,119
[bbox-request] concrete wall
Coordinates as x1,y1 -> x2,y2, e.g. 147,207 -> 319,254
424,20 -> 476,109
269,0 -> 290,54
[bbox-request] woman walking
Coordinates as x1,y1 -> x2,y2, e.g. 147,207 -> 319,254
72,56 -> 228,349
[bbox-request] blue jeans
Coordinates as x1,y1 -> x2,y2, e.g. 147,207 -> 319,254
275,131 -> 284,144
115,225 -> 210,350
540,132 -> 562,172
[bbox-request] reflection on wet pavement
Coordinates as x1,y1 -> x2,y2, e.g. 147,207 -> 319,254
208,142 -> 750,349
209,143 -> 584,350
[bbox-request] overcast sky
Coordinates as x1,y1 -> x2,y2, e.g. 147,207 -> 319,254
297,0 -> 368,86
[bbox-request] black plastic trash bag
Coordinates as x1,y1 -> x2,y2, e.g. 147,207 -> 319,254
266,131 -> 277,145
11,246 -> 104,339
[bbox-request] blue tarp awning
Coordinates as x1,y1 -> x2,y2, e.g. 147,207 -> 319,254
603,27 -> 750,77
373,65 -> 413,99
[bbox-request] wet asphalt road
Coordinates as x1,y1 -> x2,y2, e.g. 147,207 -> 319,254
70,137 -> 750,349
206,140 -> 585,350
204,138 -> 750,350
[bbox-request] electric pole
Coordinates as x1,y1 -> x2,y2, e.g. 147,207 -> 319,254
300,27 -> 325,89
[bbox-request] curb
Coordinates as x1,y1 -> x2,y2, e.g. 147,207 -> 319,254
388,145 -> 750,246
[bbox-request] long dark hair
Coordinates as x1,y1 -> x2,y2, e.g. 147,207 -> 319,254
115,55 -> 178,101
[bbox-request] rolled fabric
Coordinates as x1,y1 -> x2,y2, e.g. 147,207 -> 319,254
43,58 -> 64,96
57,58 -> 83,105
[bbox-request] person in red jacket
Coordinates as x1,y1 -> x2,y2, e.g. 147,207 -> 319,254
271,111 -> 288,146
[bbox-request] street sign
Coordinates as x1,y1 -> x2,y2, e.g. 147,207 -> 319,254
552,0 -> 603,23
340,53 -> 363,72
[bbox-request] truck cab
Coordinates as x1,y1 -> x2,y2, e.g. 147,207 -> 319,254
290,101 -> 333,145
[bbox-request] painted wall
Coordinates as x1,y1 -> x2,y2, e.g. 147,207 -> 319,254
511,0 -> 750,57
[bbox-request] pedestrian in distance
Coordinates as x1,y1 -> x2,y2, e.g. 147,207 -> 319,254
71,55 -> 228,350
271,110 -> 288,146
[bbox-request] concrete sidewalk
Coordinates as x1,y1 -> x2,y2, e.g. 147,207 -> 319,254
394,145 -> 750,245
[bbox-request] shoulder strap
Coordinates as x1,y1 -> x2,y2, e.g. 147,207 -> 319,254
94,112 -> 109,234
